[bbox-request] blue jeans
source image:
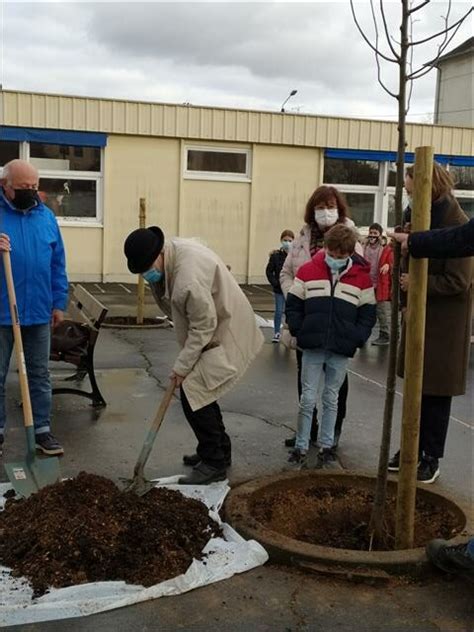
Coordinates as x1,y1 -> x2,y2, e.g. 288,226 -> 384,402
0,324 -> 52,436
467,538 -> 474,560
296,349 -> 349,451
273,292 -> 285,335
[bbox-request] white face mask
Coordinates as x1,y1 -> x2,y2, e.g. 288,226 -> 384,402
314,208 -> 338,228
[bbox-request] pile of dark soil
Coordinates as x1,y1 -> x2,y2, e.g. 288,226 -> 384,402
251,484 -> 460,551
0,472 -> 220,597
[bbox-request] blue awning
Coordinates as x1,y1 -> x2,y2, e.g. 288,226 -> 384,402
0,126 -> 107,148
325,148 -> 472,167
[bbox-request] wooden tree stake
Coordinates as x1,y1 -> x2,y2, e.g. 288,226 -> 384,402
395,146 -> 433,550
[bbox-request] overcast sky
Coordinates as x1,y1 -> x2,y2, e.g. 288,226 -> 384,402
0,1 -> 471,122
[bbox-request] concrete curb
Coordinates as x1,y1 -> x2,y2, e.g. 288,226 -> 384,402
224,470 -> 467,580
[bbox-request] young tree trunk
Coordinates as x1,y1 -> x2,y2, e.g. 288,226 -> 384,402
395,146 -> 432,549
368,0 -> 409,548
137,198 -> 146,325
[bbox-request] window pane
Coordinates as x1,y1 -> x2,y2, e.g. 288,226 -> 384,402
387,162 -> 413,187
324,158 -> 379,186
30,143 -> 100,172
187,150 -> 247,174
457,197 -> 474,219
388,193 -> 412,227
0,141 -> 20,167
450,166 -> 474,191
39,179 -> 97,218
345,192 -> 375,227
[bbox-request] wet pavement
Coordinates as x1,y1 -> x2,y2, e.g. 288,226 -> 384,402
2,283 -> 473,631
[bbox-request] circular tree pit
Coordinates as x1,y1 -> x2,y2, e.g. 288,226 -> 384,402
225,470 -> 467,580
102,316 -> 171,329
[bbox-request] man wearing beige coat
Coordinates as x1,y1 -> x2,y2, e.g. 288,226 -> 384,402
124,226 -> 264,484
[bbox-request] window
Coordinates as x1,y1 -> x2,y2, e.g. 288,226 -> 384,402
29,143 -> 103,223
344,192 -> 376,228
450,166 -> 473,191
29,143 -> 100,172
324,158 -> 379,186
0,141 -> 20,168
184,146 -> 251,181
38,178 -> 97,219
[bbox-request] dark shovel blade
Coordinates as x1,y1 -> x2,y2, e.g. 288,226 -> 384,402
4,456 -> 61,498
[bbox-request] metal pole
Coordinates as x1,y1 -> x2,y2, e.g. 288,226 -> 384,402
137,198 -> 146,325
395,146 -> 433,549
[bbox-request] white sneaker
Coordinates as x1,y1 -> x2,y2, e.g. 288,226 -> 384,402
272,333 -> 281,343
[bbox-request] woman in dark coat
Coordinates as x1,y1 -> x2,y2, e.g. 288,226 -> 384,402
389,164 -> 473,483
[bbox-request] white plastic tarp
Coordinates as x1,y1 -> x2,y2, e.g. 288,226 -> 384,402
0,477 -> 268,627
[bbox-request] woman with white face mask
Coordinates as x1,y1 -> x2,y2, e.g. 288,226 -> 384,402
280,185 -> 362,452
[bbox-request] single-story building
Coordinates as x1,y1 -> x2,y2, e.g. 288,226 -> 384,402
1,89 -> 473,283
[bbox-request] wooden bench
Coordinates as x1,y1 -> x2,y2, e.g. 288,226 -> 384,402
50,284 -> 108,407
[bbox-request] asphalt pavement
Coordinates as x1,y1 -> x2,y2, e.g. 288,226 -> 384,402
2,283 -> 473,631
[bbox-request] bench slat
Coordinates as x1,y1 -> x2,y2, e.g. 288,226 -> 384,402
73,284 -> 108,326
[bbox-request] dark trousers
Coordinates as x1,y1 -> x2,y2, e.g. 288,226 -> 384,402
419,394 -> 452,459
180,388 -> 231,468
296,349 -> 348,440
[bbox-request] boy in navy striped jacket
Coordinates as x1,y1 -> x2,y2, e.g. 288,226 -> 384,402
286,224 -> 376,468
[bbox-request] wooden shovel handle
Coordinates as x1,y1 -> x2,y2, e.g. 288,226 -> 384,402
133,380 -> 176,476
2,251 -> 34,428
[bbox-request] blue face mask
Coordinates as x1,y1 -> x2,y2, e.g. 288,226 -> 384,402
142,268 -> 164,284
325,254 -> 350,273
281,240 -> 292,251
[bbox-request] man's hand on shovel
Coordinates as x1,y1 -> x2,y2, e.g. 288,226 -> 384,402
170,371 -> 185,388
0,233 -> 11,252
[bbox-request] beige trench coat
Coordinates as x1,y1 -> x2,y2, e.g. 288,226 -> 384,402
151,238 -> 264,411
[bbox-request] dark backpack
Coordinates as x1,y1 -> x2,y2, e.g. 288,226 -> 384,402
51,320 -> 90,357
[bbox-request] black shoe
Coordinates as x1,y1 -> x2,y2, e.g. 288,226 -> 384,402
284,436 -> 296,448
315,448 -> 337,469
183,453 -> 201,467
287,448 -> 307,465
183,453 -> 231,467
426,539 -> 474,574
417,455 -> 440,484
35,432 -> 64,456
178,462 -> 227,485
0,435 -> 3,457
388,450 -> 400,472
372,335 -> 390,346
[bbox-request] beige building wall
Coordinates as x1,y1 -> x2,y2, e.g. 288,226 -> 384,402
248,144 -> 322,283
180,178 -> 251,282
436,54 -> 473,127
102,135 -> 180,282
61,227 -> 103,282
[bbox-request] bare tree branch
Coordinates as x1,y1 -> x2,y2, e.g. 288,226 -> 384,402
409,6 -> 471,46
349,0 -> 398,63
408,17 -> 466,79
369,0 -> 399,98
406,6 -> 415,113
408,0 -> 431,15
379,0 -> 400,60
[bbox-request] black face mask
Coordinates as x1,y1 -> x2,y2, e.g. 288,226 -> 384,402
13,189 -> 38,211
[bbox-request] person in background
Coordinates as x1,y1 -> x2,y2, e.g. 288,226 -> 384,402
389,220 -> 473,575
388,163 -> 473,484
266,229 -> 294,343
285,224 -> 376,468
363,223 -> 393,346
124,226 -> 263,485
280,185 -> 363,452
0,160 -> 68,457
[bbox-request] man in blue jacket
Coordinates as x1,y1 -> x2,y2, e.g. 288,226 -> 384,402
0,159 -> 68,456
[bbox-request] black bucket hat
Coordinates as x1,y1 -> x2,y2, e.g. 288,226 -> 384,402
124,226 -> 165,274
